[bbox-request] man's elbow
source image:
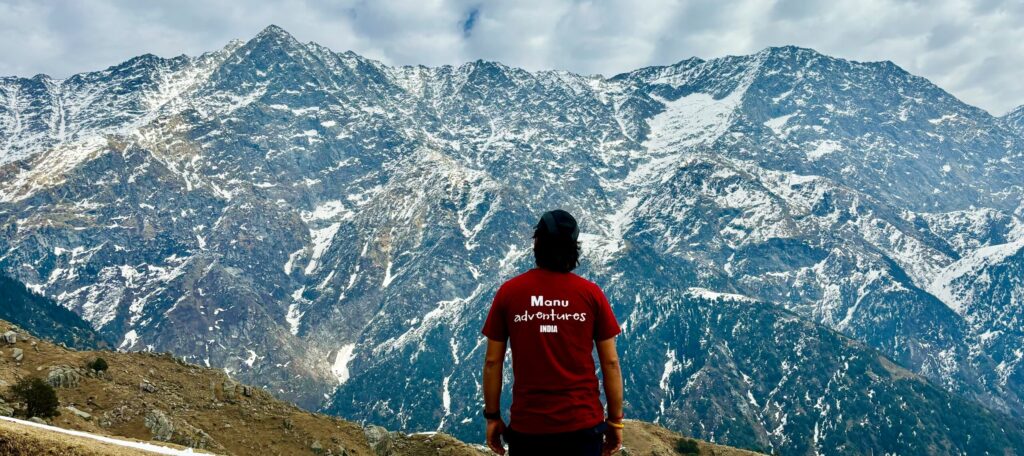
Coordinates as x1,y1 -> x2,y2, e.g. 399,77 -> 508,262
601,357 -> 621,372
483,358 -> 503,371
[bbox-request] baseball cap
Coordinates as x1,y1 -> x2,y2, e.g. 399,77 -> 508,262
536,209 -> 580,241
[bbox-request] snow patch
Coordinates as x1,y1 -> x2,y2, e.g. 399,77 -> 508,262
244,349 -> 258,368
286,303 -> 304,336
305,223 -> 340,274
686,287 -> 755,302
119,330 -> 139,350
927,238 -> 1024,314
764,113 -> 795,136
807,140 -> 842,160
332,343 -> 356,384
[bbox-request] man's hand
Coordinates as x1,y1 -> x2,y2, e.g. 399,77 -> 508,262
486,418 -> 507,455
602,424 -> 622,456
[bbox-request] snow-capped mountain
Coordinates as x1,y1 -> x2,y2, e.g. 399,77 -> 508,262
2,25 -> 1023,453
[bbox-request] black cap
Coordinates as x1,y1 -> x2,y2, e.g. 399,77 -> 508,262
536,209 -> 579,241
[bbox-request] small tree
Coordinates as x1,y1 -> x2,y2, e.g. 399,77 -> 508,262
10,378 -> 60,418
675,437 -> 701,455
87,357 -> 109,372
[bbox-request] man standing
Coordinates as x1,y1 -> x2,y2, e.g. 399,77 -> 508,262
481,209 -> 624,455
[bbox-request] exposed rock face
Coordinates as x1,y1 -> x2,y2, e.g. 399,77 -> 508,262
144,408 -> 222,452
143,409 -> 174,441
45,366 -> 82,388
2,331 -> 15,344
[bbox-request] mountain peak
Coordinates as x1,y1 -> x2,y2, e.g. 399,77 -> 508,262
244,24 -> 303,51
758,45 -> 823,57
256,24 -> 292,39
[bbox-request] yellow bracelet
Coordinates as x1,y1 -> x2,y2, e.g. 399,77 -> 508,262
606,420 -> 625,429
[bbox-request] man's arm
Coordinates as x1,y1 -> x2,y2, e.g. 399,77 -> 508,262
483,338 -> 506,413
483,338 -> 507,455
597,336 -> 623,455
596,337 -> 623,418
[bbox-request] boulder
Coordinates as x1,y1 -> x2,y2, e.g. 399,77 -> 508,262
364,425 -> 398,455
0,398 -> 13,417
140,381 -> 158,393
29,417 -> 46,425
221,380 -> 238,401
145,409 -> 175,441
65,406 -> 92,421
47,366 -> 82,388
144,409 -> 222,451
242,385 -> 254,397
12,348 -> 23,362
2,331 -> 16,344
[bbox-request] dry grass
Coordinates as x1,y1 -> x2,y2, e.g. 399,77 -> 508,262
0,417 -> 154,456
622,420 -> 766,455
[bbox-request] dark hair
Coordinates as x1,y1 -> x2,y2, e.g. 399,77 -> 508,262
532,226 -> 581,273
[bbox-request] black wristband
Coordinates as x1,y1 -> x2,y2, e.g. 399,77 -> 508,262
483,409 -> 501,420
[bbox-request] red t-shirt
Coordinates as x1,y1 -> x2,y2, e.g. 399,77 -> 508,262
481,267 -> 621,434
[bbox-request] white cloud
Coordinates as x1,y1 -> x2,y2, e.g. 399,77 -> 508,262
0,0 -> 1021,114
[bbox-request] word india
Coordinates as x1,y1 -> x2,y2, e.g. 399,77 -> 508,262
512,295 -> 588,323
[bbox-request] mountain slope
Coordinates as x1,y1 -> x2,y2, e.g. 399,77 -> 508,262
1004,104 -> 1024,135
0,274 -> 109,349
2,25 -> 1024,453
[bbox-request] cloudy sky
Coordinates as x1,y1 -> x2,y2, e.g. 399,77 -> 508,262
1,0 -> 1021,114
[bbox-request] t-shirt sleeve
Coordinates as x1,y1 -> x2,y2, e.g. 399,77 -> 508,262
481,284 -> 508,341
592,283 -> 621,341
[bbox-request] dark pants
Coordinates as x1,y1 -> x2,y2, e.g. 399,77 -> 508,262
504,422 -> 606,456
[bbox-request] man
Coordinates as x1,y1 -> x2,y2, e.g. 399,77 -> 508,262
481,209 -> 624,456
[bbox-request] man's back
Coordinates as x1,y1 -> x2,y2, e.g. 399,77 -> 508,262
481,209 -> 623,456
482,267 -> 620,434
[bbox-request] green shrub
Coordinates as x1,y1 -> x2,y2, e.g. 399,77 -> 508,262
675,437 -> 701,455
87,357 -> 109,372
10,378 -> 60,418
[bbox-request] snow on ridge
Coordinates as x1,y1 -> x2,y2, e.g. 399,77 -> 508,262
0,136 -> 108,203
643,91 -> 742,154
927,238 -> 1024,314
